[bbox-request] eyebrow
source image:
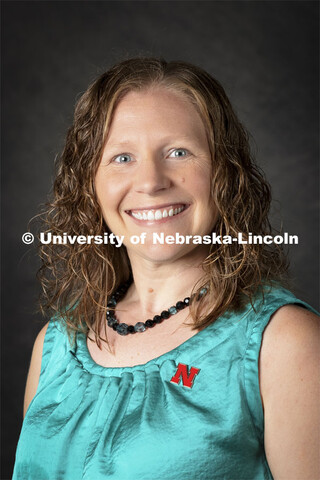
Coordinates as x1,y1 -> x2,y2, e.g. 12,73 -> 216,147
105,141 -> 134,148
104,136 -> 202,150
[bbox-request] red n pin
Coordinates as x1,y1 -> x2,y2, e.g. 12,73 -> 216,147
170,363 -> 200,388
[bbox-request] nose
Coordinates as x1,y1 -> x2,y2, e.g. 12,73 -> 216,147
134,158 -> 171,195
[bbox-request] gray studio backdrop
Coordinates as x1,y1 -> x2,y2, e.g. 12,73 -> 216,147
2,1 -> 319,478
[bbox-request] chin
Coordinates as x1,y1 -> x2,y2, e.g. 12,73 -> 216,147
127,242 -> 206,265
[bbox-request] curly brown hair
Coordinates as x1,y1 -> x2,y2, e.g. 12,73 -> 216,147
37,56 -> 288,346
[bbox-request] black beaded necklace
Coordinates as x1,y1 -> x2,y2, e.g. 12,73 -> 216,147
106,279 -> 208,336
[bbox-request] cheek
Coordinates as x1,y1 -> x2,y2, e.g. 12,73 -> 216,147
186,161 -> 211,190
95,175 -> 119,223
95,171 -> 123,209
189,176 -> 212,204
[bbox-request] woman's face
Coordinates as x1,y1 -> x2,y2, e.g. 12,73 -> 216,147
95,86 -> 218,264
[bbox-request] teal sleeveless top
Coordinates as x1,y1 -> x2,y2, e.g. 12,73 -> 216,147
13,286 -> 317,480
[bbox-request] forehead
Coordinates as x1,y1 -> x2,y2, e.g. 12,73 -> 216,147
105,87 -> 208,145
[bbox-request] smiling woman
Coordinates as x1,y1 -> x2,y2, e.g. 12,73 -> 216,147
95,87 -> 216,264
13,57 -> 319,480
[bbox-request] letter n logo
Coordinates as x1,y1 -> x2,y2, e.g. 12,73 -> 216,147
170,363 -> 200,388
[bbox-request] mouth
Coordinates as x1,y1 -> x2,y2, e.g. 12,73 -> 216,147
125,203 -> 189,222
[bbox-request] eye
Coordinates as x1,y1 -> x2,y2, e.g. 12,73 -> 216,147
168,148 -> 190,158
112,153 -> 133,164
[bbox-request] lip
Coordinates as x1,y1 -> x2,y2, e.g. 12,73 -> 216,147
125,203 -> 190,225
125,202 -> 187,212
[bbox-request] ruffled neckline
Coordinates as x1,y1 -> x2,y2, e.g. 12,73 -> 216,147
72,319 -> 221,377
69,291 -> 269,378
70,298 -> 259,377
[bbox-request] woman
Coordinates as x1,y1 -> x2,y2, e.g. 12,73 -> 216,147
13,57 -> 319,480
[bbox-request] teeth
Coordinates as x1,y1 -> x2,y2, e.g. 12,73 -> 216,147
131,205 -> 185,221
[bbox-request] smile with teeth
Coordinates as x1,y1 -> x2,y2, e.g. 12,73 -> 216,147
129,205 -> 187,221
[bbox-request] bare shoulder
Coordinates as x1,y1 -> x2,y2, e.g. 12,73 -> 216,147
23,322 -> 49,418
259,305 -> 320,479
260,305 -> 319,390
260,304 -> 319,369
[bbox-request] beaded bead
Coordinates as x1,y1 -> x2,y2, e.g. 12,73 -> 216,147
145,319 -> 155,328
175,301 -> 185,310
107,297 -> 117,307
160,310 -> 170,319
127,325 -> 135,333
134,322 -> 146,332
153,315 -> 162,324
184,297 -> 190,305
168,306 -> 178,315
116,323 -> 128,336
107,316 -> 117,327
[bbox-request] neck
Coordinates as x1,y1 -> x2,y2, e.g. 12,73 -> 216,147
125,247 -> 209,318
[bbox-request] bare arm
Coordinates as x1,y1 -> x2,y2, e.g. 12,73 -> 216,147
259,305 -> 320,480
23,322 -> 49,418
